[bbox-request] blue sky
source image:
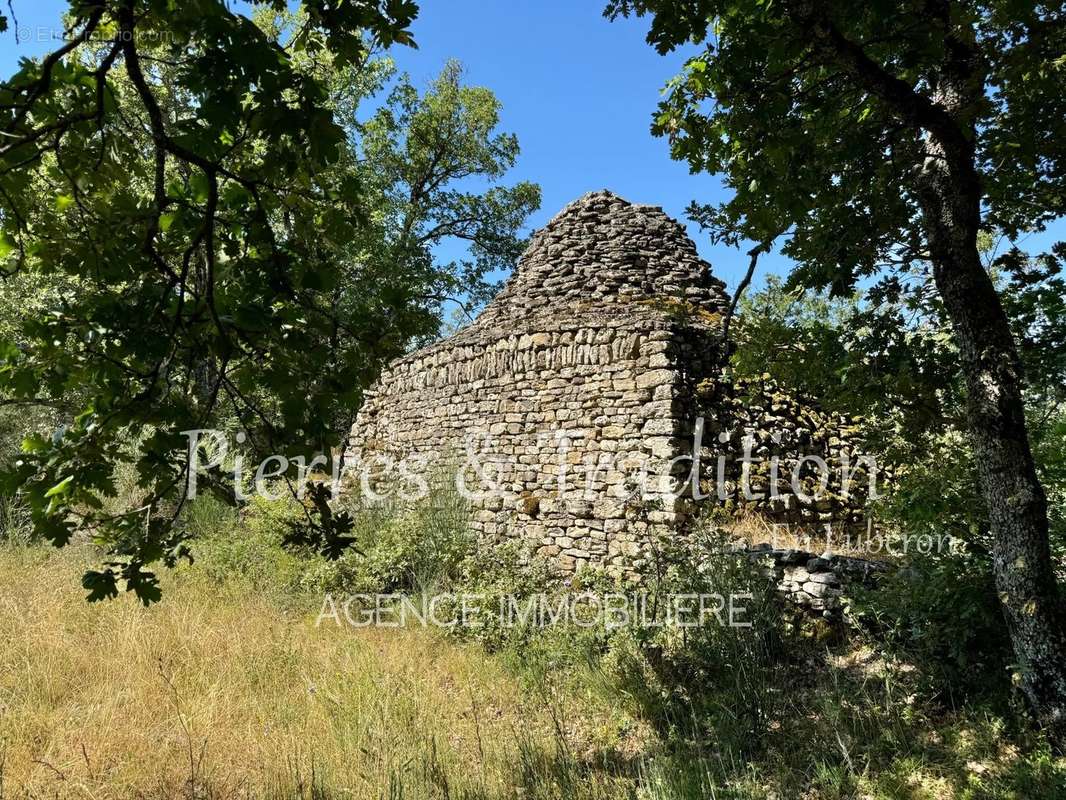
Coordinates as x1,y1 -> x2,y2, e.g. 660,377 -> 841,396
2,0 -> 1063,294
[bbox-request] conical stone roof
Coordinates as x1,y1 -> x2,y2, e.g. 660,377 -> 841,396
480,189 -> 728,324
385,190 -> 731,369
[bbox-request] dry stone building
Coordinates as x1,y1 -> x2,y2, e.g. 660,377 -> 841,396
350,191 -> 871,578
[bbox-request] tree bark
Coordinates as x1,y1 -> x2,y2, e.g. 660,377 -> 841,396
917,105 -> 1066,750
788,0 -> 1066,744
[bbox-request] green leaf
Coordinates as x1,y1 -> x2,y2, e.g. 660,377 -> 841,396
0,232 -> 15,259
44,475 -> 74,498
189,172 -> 210,203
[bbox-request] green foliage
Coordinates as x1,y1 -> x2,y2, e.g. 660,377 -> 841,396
879,429 -> 987,542
446,539 -> 574,657
851,550 -> 1014,701
355,58 -> 542,320
184,479 -> 480,605
0,0 -> 417,601
732,262 -> 1066,701
301,482 -> 475,596
732,273 -> 958,444
607,0 -> 1065,282
733,250 -> 1066,445
0,3 -> 538,602
733,262 -> 1066,543
190,495 -> 308,596
619,528 -> 789,748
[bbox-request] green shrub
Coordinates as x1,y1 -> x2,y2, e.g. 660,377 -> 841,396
860,425 -> 1055,703
442,538 -> 565,654
181,493 -> 239,540
188,494 -> 308,595
876,429 -> 988,546
849,548 -> 1014,701
299,481 -> 475,596
613,526 -> 791,749
181,479 -> 479,604
448,519 -> 794,755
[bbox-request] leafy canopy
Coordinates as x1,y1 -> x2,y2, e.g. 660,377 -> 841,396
0,1 -> 536,603
606,0 -> 1066,292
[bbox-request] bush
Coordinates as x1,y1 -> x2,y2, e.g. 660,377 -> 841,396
612,526 -> 792,749
187,494 -> 308,595
449,518 -> 795,754
181,480 -> 479,605
858,426 -> 1042,703
299,481 -> 475,596
849,548 -> 1014,701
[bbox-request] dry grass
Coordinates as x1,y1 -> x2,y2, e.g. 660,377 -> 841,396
1,541 -> 1063,800
0,545 -> 623,799
721,510 -> 896,561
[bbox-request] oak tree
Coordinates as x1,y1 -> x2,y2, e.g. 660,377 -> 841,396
608,0 -> 1066,743
0,2 -> 537,603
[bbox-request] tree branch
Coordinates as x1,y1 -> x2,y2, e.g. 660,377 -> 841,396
721,238 -> 773,356
786,2 -> 973,161
3,6 -> 104,135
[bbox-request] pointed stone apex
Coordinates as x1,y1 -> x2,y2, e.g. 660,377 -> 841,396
545,190 -> 636,225
479,191 -> 728,320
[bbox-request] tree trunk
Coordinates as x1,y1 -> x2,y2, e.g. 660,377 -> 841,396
794,0 -> 1066,745
918,135 -> 1066,748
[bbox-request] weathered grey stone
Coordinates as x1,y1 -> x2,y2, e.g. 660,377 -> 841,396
807,571 -> 841,585
803,581 -> 837,598
783,566 -> 811,583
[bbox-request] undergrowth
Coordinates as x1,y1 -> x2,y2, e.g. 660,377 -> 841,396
0,486 -> 1062,799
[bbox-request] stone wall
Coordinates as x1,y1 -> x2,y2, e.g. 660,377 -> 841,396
352,192 -> 727,576
739,542 -> 890,618
350,191 -> 871,578
695,377 -> 875,527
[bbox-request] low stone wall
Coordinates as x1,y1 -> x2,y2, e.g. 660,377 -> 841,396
695,377 -> 876,529
739,543 -> 891,618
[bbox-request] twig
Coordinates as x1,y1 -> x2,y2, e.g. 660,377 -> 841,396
80,742 -> 94,782
31,758 -> 67,782
468,688 -> 486,774
157,658 -> 202,793
721,238 -> 774,359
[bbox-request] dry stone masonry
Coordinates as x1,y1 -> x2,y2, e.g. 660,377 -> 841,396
351,191 -> 872,579
696,377 -> 875,528
739,542 -> 890,618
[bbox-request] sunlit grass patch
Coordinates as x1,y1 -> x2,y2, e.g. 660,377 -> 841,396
0,544 -> 625,798
0,538 -> 1062,800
